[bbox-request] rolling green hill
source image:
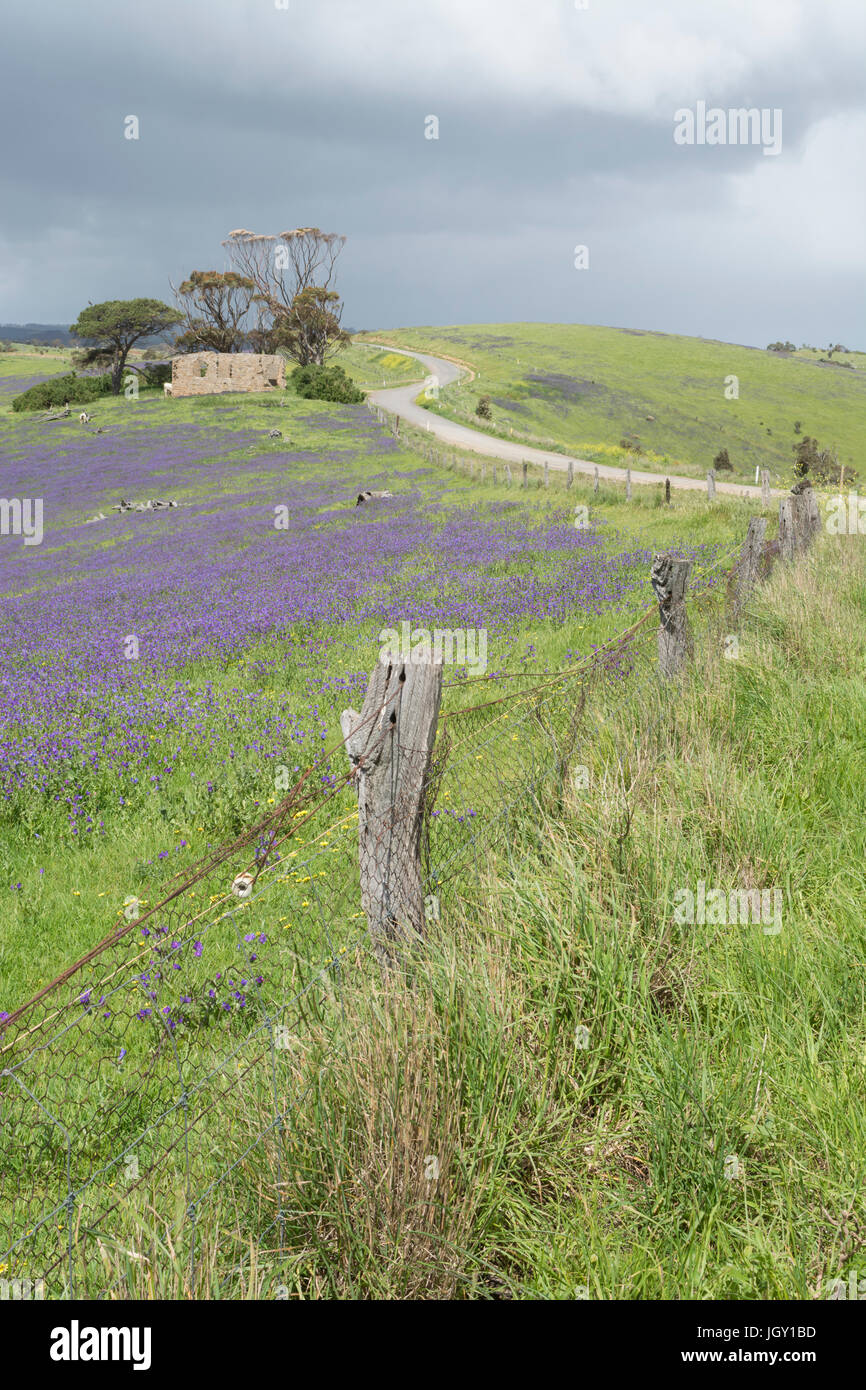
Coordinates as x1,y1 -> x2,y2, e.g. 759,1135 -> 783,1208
359,323 -> 865,485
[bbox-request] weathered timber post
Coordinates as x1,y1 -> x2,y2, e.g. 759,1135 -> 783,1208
341,654 -> 443,969
505,463 -> 513,485
792,493 -> 809,554
543,462 -> 549,487
793,485 -> 821,549
732,516 -> 767,621
778,497 -> 796,561
665,477 -> 671,506
567,461 -> 574,488
394,415 -> 400,436
761,470 -> 771,507
492,465 -> 498,485
626,468 -> 632,502
651,553 -> 693,678
522,461 -> 528,488
707,470 -> 716,501
594,467 -> 599,494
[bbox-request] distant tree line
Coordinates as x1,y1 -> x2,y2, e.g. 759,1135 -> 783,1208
25,225 -> 353,401
767,340 -> 851,356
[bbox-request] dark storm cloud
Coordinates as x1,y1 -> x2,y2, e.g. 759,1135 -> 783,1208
1,0 -> 863,346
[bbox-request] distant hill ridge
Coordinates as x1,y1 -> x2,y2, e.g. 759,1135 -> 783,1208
0,324 -> 170,347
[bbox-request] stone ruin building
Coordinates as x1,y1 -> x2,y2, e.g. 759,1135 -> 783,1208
170,352 -> 285,398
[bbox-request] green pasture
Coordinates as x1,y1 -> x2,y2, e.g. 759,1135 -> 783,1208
1,328 -> 863,1301
357,322 -> 865,486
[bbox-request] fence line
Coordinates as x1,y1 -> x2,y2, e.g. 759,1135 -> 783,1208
0,480 -> 820,1299
375,397 -> 781,504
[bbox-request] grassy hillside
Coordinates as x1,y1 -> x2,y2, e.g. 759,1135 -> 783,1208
284,533 -> 865,1299
358,323 -> 865,486
336,342 -> 423,389
2,331 -> 863,1301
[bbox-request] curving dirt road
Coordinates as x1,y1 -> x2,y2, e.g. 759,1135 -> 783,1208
367,343 -> 780,501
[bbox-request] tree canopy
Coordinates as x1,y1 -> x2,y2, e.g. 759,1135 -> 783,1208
172,271 -> 256,354
222,228 -> 348,365
70,298 -> 181,393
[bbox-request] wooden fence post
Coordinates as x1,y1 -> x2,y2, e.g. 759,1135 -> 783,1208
543,462 -> 549,487
778,497 -> 796,561
626,468 -> 632,502
492,465 -> 498,485
651,553 -> 693,677
792,486 -> 821,550
707,470 -> 716,502
665,478 -> 671,506
761,470 -> 771,507
505,464 -> 513,486
594,467 -> 599,495
731,516 -> 767,621
522,461 -> 528,488
792,493 -> 809,554
341,653 -> 443,968
567,461 -> 574,488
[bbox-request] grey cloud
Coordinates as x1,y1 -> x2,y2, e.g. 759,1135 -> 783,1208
0,0 -> 863,346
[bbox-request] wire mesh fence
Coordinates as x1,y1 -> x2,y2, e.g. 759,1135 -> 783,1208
0,529 -> 751,1299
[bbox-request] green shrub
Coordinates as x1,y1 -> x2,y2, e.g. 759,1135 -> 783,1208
11,372 -> 114,412
290,363 -> 364,403
11,364 -> 170,411
475,395 -> 492,419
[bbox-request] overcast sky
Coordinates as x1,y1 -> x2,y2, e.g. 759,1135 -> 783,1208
1,0 -> 864,347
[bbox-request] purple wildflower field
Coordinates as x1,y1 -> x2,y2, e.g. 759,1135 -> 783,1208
0,402 -> 723,848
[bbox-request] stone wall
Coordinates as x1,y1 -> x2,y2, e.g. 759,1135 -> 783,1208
170,352 -> 285,398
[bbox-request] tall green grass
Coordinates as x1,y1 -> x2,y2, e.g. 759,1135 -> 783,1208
5,531 -> 861,1300
231,533 -> 865,1299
